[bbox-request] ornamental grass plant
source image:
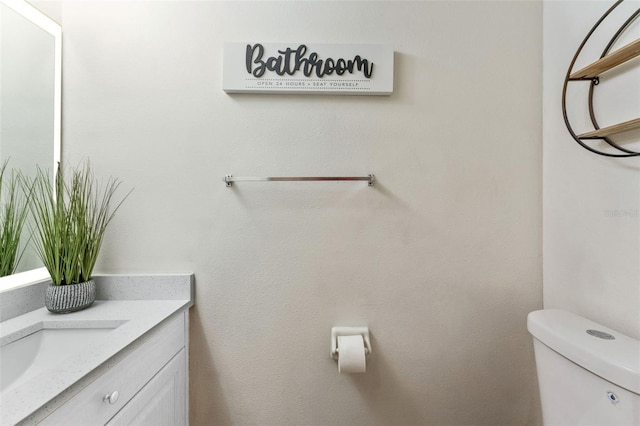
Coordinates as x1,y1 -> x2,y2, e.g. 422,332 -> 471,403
30,162 -> 130,286
0,162 -> 30,277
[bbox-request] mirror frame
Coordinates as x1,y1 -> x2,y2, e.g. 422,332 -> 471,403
0,0 -> 61,291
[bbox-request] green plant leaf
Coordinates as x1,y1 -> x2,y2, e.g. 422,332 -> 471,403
0,161 -> 31,277
28,161 -> 131,286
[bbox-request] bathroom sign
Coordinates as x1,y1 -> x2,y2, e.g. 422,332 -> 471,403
222,42 -> 393,95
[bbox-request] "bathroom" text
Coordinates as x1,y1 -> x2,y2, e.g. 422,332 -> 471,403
245,44 -> 375,79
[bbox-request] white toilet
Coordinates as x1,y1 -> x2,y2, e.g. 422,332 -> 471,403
527,309 -> 640,425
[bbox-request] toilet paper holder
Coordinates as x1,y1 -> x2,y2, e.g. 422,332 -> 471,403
330,327 -> 371,360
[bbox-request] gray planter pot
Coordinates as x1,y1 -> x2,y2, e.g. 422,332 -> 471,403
45,280 -> 96,313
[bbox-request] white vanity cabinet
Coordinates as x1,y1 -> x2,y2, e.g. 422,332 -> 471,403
39,312 -> 188,426
106,349 -> 186,425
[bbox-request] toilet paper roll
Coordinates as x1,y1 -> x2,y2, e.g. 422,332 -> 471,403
337,335 -> 366,374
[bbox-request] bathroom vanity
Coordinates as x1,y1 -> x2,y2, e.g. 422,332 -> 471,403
0,4 -> 194,424
0,275 -> 194,426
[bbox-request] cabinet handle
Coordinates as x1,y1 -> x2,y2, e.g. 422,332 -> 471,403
103,391 -> 120,405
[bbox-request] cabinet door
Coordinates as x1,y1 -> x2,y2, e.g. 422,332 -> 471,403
107,349 -> 186,426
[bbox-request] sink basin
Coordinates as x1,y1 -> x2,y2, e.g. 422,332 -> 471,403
1,323 -> 122,393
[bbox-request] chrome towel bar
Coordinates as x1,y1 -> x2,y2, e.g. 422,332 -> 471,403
223,174 -> 375,187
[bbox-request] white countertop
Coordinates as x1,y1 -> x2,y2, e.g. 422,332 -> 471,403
0,275 -> 193,426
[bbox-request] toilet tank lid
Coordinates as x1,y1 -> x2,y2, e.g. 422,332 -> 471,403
528,309 -> 640,395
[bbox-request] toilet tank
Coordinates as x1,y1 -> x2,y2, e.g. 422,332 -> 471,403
527,309 -> 640,426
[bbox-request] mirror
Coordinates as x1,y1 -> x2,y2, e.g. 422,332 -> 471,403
0,0 -> 60,287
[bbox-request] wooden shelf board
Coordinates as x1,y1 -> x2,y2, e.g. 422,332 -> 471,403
578,117 -> 640,138
570,38 -> 640,79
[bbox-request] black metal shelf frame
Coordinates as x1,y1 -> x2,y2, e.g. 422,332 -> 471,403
562,0 -> 640,157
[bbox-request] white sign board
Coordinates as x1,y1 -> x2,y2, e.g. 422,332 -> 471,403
223,42 -> 393,95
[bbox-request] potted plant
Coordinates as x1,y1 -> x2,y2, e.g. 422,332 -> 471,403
0,161 -> 31,277
30,162 -> 130,313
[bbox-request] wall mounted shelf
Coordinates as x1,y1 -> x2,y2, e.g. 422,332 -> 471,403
577,117 -> 640,139
569,38 -> 640,79
562,0 -> 640,157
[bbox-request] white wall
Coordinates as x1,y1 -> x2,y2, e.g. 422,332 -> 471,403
543,0 -> 640,340
56,1 -> 542,424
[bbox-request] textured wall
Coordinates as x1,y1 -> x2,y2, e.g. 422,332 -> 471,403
543,0 -> 640,340
58,1 -> 542,424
